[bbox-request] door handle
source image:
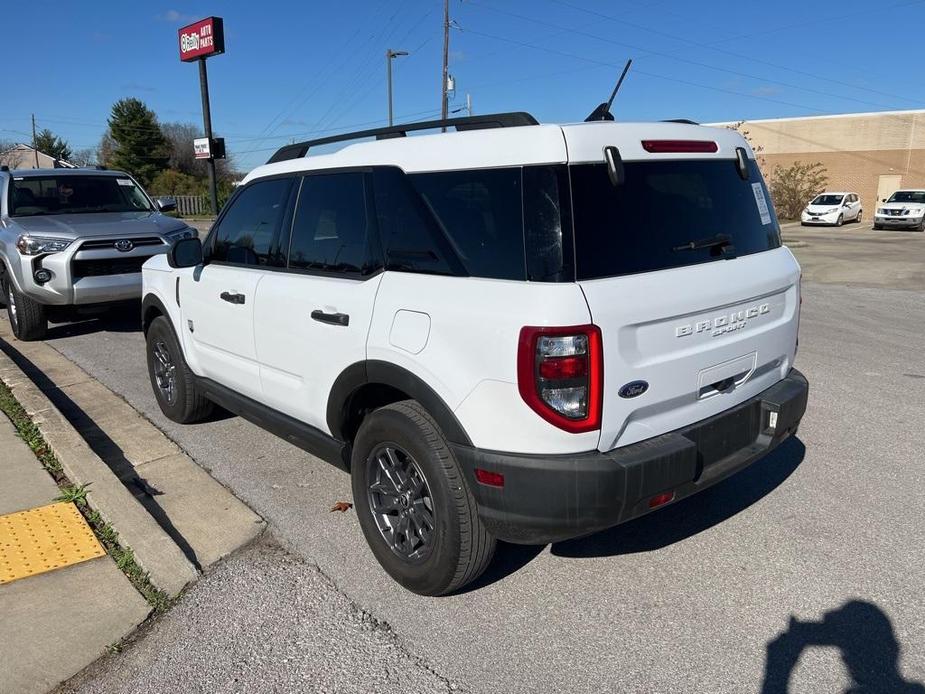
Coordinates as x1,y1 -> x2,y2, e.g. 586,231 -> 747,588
220,291 -> 246,305
311,310 -> 349,327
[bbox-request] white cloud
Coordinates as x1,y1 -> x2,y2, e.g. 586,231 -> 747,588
158,9 -> 197,23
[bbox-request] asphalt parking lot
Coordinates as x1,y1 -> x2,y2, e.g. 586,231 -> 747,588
22,226 -> 925,692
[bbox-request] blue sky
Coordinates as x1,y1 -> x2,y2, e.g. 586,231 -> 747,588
5,0 -> 925,171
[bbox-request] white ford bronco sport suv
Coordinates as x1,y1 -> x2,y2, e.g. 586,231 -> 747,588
0,167 -> 195,340
141,112 -> 808,596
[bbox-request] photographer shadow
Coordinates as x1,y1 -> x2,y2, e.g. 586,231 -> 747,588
762,600 -> 924,693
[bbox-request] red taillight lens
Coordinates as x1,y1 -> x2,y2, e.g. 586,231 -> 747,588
641,139 -> 718,153
649,491 -> 675,508
517,325 -> 603,434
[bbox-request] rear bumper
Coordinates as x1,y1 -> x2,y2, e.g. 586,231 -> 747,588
453,369 -> 808,544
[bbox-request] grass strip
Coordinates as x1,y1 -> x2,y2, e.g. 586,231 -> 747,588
0,380 -> 171,613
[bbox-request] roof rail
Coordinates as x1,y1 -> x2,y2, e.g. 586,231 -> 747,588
662,118 -> 700,125
266,111 -> 539,164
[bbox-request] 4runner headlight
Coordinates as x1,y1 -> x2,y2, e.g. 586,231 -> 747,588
16,235 -> 72,256
165,227 -> 196,243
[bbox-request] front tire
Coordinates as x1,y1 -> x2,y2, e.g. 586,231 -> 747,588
351,401 -> 496,596
873,223 -> 882,230
856,210 -> 862,223
145,315 -> 213,423
835,214 -> 844,227
5,280 -> 47,341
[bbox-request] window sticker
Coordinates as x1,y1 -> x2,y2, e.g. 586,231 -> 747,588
752,182 -> 771,225
117,178 -> 134,186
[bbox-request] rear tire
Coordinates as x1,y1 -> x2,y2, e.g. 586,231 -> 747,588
5,280 -> 47,341
351,400 -> 496,596
145,315 -> 213,423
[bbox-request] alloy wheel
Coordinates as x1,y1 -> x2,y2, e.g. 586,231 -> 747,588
366,444 -> 436,562
152,340 -> 178,405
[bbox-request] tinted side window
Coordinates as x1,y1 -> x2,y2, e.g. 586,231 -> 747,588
213,178 -> 293,266
288,173 -> 377,275
372,167 -> 457,276
523,165 -> 574,282
409,168 -> 525,280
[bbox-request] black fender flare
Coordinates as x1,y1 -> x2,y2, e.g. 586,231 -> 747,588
327,360 -> 472,446
141,293 -> 172,335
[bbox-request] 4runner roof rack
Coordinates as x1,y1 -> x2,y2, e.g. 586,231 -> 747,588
266,111 -> 539,164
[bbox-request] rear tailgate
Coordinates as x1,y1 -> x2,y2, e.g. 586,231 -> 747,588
568,153 -> 800,452
581,248 -> 799,451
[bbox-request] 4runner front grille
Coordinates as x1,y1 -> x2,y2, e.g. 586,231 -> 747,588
79,237 -> 165,250
72,256 -> 152,278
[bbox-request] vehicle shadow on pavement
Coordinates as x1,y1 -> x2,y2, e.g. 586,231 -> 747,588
550,437 -> 806,559
45,304 -> 142,340
761,600 -> 925,693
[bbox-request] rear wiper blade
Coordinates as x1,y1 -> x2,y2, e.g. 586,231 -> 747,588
673,233 -> 734,253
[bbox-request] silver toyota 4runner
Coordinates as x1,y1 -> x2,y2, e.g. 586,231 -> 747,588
0,167 -> 196,340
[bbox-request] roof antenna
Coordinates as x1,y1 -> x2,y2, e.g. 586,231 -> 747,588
585,59 -> 632,122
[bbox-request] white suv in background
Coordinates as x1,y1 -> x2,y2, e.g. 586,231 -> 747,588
800,191 -> 861,226
141,113 -> 808,595
873,190 -> 925,231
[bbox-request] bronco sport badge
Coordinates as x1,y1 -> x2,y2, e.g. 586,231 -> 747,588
675,303 -> 770,338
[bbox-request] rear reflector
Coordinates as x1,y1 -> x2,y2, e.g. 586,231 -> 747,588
475,469 -> 504,488
648,492 -> 675,508
641,140 -> 718,153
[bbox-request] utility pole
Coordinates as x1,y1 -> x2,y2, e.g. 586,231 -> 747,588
441,0 -> 450,127
386,49 -> 408,126
198,58 -> 219,216
31,114 -> 39,167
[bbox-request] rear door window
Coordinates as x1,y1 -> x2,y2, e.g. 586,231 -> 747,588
287,172 -> 379,276
570,159 -> 780,280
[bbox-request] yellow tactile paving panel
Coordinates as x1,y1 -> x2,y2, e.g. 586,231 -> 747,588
0,502 -> 105,584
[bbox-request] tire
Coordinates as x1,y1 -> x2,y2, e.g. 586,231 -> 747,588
351,400 -> 496,596
835,214 -> 843,227
918,219 -> 925,232
856,210 -> 862,224
4,280 -> 47,341
873,224 -> 882,230
145,315 -> 213,423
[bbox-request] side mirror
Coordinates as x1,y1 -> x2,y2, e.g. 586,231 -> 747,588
156,197 -> 177,213
882,198 -> 887,203
168,237 -> 203,268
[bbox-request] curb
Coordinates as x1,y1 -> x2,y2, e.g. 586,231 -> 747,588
0,346 -> 198,597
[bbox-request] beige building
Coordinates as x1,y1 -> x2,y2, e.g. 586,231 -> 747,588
0,144 -> 75,170
711,109 -> 925,210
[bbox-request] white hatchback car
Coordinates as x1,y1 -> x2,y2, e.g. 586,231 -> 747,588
800,192 -> 862,226
142,112 -> 808,595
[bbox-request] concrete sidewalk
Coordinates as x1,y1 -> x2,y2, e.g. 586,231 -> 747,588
0,415 -> 150,694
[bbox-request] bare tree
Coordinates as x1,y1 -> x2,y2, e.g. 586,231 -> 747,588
0,140 -> 31,168
727,120 -> 767,174
161,121 -> 236,180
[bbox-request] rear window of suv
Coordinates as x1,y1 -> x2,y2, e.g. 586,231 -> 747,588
570,159 -> 781,280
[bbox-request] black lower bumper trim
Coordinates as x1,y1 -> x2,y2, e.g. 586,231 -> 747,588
453,369 -> 808,544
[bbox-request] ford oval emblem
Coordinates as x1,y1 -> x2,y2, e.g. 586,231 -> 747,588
619,380 -> 649,399
114,239 -> 134,252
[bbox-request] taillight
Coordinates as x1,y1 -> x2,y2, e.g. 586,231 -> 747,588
517,325 -> 603,433
641,139 -> 718,153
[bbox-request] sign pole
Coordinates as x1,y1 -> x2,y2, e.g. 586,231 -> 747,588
198,57 -> 218,216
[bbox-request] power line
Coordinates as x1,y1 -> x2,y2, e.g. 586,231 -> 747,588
546,0 -> 924,106
464,1 -> 912,112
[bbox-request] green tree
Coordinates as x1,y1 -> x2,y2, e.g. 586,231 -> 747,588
769,161 -> 829,221
33,128 -> 72,161
106,98 -> 169,185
